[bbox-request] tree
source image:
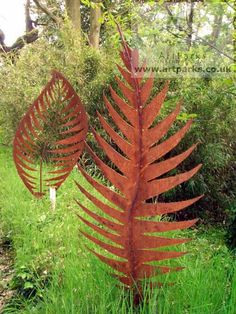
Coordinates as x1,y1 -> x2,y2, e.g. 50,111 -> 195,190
33,0 -> 102,48
88,0 -> 102,48
0,0 -> 38,53
0,0 -> 102,53
65,0 -> 81,33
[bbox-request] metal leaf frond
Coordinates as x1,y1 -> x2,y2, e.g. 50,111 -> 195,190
76,36 -> 203,302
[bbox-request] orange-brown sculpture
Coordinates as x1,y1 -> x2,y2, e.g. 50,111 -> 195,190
13,71 -> 88,198
76,32 -> 203,303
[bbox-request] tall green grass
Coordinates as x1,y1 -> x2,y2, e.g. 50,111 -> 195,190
0,146 -> 235,313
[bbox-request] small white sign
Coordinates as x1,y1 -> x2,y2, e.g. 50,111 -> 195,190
50,187 -> 56,210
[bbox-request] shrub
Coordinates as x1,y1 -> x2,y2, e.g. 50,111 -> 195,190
163,77 -> 236,224
0,22 -> 116,145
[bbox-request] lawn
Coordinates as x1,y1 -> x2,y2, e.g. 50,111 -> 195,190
0,146 -> 235,314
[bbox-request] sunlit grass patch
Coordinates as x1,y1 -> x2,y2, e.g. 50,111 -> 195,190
0,146 -> 235,313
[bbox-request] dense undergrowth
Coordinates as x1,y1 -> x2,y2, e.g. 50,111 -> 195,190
0,146 -> 235,313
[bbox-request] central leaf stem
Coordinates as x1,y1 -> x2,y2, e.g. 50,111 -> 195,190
124,47 -> 143,287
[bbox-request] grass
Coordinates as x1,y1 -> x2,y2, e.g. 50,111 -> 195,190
0,146 -> 235,313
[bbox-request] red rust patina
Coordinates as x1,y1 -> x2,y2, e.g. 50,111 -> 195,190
76,32 -> 202,304
13,71 -> 88,198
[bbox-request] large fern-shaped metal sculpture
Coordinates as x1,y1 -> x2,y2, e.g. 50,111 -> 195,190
76,35 -> 202,302
13,71 -> 88,198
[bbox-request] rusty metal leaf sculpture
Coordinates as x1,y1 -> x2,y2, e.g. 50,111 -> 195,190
13,71 -> 88,198
75,35 -> 203,303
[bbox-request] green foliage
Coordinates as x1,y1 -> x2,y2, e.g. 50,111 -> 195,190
148,77 -> 236,223
0,22 -> 116,144
11,265 -> 49,300
176,78 -> 236,222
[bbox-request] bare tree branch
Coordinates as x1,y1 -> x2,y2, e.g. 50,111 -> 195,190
186,1 -> 195,48
32,0 -> 61,24
1,0 -> 38,54
0,29 -> 7,52
223,0 -> 234,10
164,0 -> 203,2
164,3 -> 235,61
0,29 -> 39,53
25,0 -> 34,33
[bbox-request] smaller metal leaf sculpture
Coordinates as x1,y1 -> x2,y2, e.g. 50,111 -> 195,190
13,71 -> 88,198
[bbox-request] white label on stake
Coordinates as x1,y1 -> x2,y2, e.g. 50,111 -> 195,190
50,187 -> 56,210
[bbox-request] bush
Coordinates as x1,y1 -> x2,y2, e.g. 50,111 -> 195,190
160,77 -> 236,224
0,22 -> 116,144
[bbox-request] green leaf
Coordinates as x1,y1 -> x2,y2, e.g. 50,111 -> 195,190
24,282 -> 34,289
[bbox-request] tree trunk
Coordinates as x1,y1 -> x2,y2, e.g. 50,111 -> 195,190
65,0 -> 81,33
89,0 -> 102,49
210,11 -> 223,46
1,0 -> 38,54
25,0 -> 34,33
32,0 -> 61,25
0,29 -> 8,53
186,1 -> 195,49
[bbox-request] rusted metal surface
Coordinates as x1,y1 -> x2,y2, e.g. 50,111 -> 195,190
13,71 -> 88,198
75,35 -> 203,301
